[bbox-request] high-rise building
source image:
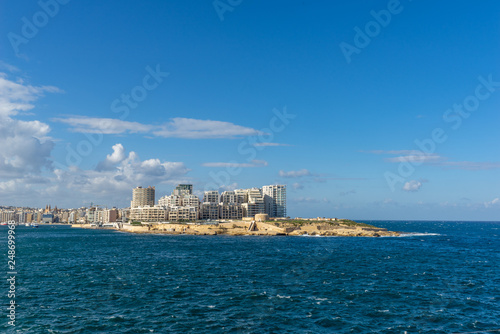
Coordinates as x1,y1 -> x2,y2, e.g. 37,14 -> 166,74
242,188 -> 265,217
234,189 -> 248,203
220,191 -> 236,204
203,191 -> 219,203
182,195 -> 200,207
173,184 -> 193,197
158,195 -> 182,207
131,186 -> 155,208
219,203 -> 243,220
200,202 -> 219,220
262,185 -> 287,217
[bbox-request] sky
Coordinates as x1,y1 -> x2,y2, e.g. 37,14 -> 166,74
0,0 -> 499,220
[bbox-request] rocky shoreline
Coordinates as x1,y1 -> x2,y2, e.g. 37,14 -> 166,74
72,219 -> 399,237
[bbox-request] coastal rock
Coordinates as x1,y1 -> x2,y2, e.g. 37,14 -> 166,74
72,219 -> 399,237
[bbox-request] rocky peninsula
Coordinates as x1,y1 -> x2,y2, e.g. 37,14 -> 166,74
73,218 -> 399,237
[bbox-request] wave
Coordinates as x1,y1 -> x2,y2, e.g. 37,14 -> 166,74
398,232 -> 442,237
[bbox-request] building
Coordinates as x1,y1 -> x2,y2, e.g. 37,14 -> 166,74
220,191 -> 236,204
234,189 -> 248,203
102,208 -> 119,224
168,206 -> 198,221
173,184 -> 193,197
200,202 -> 219,220
60,211 -> 70,223
25,212 -> 34,223
0,210 -> 15,223
118,209 -> 129,223
42,213 -> 54,224
242,188 -> 265,217
123,183 -> 286,222
203,191 -> 219,203
131,186 -> 155,208
85,207 -> 101,224
182,195 -> 200,207
158,195 -> 183,207
262,184 -> 287,217
129,206 -> 168,222
69,211 -> 76,224
219,203 -> 243,220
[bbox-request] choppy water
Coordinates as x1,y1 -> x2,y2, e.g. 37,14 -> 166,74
1,221 -> 499,333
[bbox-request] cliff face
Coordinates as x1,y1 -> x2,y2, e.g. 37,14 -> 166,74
74,220 -> 399,237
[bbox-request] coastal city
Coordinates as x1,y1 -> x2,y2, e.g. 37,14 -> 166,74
0,183 -> 398,237
0,184 -> 287,225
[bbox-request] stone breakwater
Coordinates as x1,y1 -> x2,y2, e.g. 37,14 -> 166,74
72,220 -> 399,237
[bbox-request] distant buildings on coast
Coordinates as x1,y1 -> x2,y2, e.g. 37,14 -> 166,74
0,184 -> 287,224
0,204 -> 126,225
129,184 -> 287,222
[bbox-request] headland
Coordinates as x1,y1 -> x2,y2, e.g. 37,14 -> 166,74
72,218 -> 399,237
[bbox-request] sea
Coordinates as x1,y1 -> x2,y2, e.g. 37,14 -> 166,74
1,221 -> 499,333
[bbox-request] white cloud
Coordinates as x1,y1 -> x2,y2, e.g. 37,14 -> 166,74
0,72 -> 61,118
53,117 -> 152,134
202,160 -> 268,168
484,198 -> 500,208
403,180 -> 422,192
154,118 -> 263,139
0,73 -> 60,177
279,169 -> 312,178
53,116 -> 263,139
51,144 -> 190,202
292,182 -> 304,190
95,143 -> 126,171
386,154 -> 442,163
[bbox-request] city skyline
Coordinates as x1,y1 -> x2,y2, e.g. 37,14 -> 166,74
0,183 -> 288,224
0,1 -> 499,220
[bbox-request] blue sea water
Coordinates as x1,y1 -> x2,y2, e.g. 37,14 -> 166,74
1,221 -> 499,333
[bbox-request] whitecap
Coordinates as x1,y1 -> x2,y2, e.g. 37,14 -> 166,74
277,294 -> 291,299
398,232 -> 441,237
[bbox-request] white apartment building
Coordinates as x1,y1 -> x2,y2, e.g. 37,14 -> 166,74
158,195 -> 183,207
168,206 -> 198,221
86,207 -> 101,224
182,195 -> 200,207
262,184 -> 287,218
242,188 -> 265,217
220,191 -> 236,204
234,189 -> 248,203
219,203 -> 243,220
203,191 -> 219,203
129,206 -> 168,222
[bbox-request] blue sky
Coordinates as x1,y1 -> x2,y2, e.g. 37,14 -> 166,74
1,0 -> 499,220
